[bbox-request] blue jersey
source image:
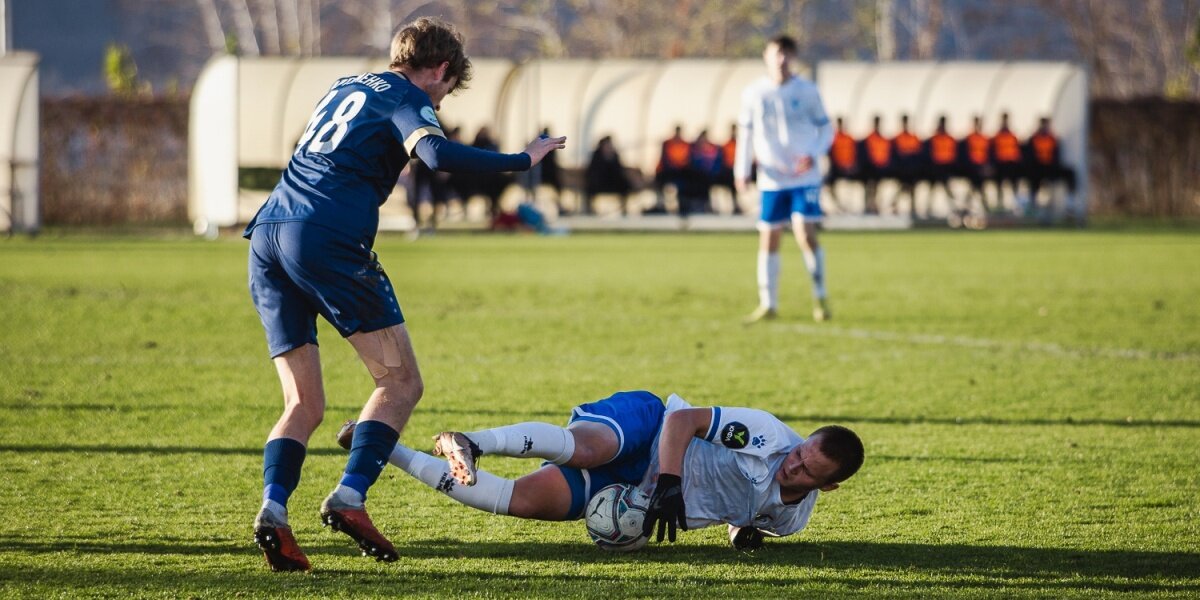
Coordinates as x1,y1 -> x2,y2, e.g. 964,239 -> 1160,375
244,71 -> 445,245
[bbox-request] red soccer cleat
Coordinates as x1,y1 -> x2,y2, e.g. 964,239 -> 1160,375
320,494 -> 398,562
254,524 -> 311,572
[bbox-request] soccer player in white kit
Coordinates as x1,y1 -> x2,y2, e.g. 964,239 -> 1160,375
735,35 -> 836,323
337,390 -> 864,549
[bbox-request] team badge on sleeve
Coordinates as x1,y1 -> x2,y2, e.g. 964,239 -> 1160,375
721,422 -> 750,449
419,106 -> 440,127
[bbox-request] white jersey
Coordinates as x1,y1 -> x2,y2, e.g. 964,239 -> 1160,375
641,394 -> 818,537
734,75 -> 834,191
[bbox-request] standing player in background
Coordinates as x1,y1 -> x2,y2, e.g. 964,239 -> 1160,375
736,35 -> 835,323
245,17 -> 565,572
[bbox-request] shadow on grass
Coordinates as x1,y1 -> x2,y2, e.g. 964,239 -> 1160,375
0,444 -> 346,456
1,536 -> 1196,594
777,414 -> 1200,429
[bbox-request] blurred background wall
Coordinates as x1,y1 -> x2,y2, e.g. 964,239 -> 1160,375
11,0 -> 1200,225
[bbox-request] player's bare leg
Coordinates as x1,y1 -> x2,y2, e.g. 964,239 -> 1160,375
320,324 -> 424,563
255,344 -> 325,572
792,218 -> 830,321
745,227 -> 782,323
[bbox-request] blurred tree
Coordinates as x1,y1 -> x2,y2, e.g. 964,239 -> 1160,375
104,43 -> 150,97
1035,0 -> 1200,99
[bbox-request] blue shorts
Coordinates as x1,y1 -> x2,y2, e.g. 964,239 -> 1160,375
759,185 -> 822,226
553,390 -> 666,519
248,221 -> 405,358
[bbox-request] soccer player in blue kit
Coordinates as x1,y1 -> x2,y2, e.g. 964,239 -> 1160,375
338,391 -> 864,550
247,17 -> 566,571
736,35 -> 835,323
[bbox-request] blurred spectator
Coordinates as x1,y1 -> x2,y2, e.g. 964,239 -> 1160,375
890,114 -> 924,217
717,123 -> 743,214
584,135 -> 634,215
517,126 -> 566,214
678,129 -> 722,216
824,116 -> 860,211
991,112 -> 1024,211
925,115 -> 961,217
537,127 -> 565,213
859,115 -> 891,215
406,127 -> 459,232
1025,117 -> 1077,216
471,126 -> 513,220
654,125 -> 691,214
958,116 -> 993,213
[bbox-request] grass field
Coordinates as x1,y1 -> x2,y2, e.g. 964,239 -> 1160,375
1,229 -> 1198,598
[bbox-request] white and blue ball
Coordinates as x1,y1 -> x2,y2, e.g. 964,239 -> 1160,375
584,483 -> 650,552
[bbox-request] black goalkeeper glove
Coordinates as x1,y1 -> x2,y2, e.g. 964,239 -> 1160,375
728,525 -> 764,551
642,473 -> 687,542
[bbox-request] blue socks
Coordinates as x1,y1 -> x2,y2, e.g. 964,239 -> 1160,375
262,437 -> 307,507
339,420 -> 400,500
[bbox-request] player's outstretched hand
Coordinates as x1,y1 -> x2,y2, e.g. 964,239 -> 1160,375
642,473 -> 687,543
523,135 -> 567,167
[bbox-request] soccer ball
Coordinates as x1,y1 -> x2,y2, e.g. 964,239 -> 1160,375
584,483 -> 650,552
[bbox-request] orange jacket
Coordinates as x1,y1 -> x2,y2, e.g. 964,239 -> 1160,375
928,132 -> 957,165
660,138 -> 691,170
893,131 -> 922,157
831,131 -> 857,169
964,132 -> 989,166
722,139 -> 736,169
1030,132 -> 1058,165
992,130 -> 1022,164
863,132 -> 891,167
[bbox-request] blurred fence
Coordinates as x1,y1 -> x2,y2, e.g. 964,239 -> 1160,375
1089,100 -> 1200,218
41,98 -> 188,225
37,97 -> 1199,225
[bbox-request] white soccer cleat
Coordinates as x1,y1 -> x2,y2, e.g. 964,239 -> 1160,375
432,432 -> 482,487
743,306 -> 778,324
813,298 -> 832,322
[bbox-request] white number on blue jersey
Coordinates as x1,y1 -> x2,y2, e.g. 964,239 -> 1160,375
295,90 -> 368,155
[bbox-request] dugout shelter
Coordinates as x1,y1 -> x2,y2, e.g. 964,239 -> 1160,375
190,57 -> 1086,233
0,51 -> 39,234
817,61 -> 1088,219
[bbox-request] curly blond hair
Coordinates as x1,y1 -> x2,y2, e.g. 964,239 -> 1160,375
389,17 -> 472,93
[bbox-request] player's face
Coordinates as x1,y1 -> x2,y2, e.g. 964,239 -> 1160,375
775,436 -> 841,492
763,43 -> 795,83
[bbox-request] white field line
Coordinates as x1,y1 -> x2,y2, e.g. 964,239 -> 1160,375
775,323 -> 1200,363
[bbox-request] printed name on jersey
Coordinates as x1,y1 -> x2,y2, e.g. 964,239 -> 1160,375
419,106 -> 441,127
334,72 -> 393,93
721,422 -> 750,449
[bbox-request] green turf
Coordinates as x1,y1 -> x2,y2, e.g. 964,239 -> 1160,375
0,230 -> 1197,598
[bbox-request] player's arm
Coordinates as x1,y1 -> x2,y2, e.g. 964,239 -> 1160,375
655,408 -> 713,477
805,88 -> 835,170
733,94 -> 755,192
413,135 -> 565,172
642,408 -> 712,543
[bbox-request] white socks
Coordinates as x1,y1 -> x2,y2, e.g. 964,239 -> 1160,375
467,422 -> 576,465
389,444 -> 514,515
757,251 -> 780,309
802,247 -> 826,299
